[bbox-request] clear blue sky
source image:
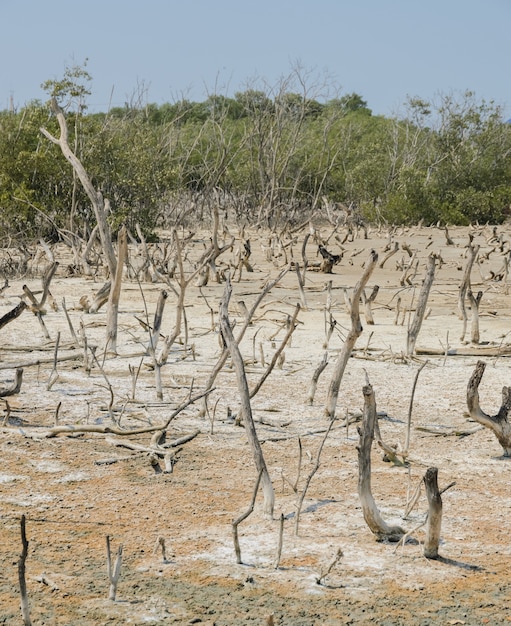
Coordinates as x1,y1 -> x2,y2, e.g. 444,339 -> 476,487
2,0 -> 510,118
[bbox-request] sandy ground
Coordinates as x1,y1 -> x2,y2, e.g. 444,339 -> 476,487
1,223 -> 511,625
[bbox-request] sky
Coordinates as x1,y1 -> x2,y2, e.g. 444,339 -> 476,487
2,0 -> 510,119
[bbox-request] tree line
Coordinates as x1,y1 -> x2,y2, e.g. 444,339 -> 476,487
1,65 -> 511,240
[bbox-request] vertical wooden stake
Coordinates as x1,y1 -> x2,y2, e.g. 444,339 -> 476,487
106,535 -> 124,601
18,515 -> 32,626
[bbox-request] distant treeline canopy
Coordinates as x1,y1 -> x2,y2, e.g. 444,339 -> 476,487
1,77 -> 510,238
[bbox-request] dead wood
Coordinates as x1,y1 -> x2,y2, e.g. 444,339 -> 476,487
468,289 -> 483,344
307,352 -> 329,405
273,513 -> 285,569
86,281 -> 111,314
379,241 -> 399,268
318,245 -> 342,273
40,389 -> 210,438
18,514 -> 32,626
325,250 -> 378,419
199,265 -> 290,417
316,547 -> 344,586
232,469 -> 263,564
406,254 -> 436,356
423,467 -> 442,559
219,276 -> 275,518
458,245 -> 479,342
294,419 -> 335,535
362,285 -> 379,326
106,226 -> 128,353
0,300 -> 27,330
416,345 -> 511,357
0,352 -> 82,371
46,332 -> 60,390
357,383 -> 404,541
403,360 -> 428,454
105,536 -> 123,601
41,99 -> 117,277
105,430 -> 198,455
250,303 -> 300,399
466,360 -> 511,456
294,261 -> 307,309
0,368 -> 23,397
61,298 -> 81,348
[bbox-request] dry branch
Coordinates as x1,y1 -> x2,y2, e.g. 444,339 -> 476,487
466,360 -> 511,456
220,276 -> 275,518
406,254 -> 436,356
357,384 -> 404,541
0,300 -> 27,330
325,250 -> 378,419
232,469 -> 263,564
250,303 -> 300,398
199,266 -> 290,417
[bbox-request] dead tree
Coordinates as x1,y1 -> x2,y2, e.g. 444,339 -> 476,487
325,250 -> 378,419
41,99 -> 130,355
232,469 -> 263,564
406,254 -> 436,356
423,467 -> 442,559
467,360 -> 511,456
458,245 -> 479,342
106,226 -> 127,354
199,266 -> 290,417
22,261 -> 59,339
105,536 -> 123,601
307,352 -> 329,405
468,290 -> 483,344
362,285 -> 379,326
219,276 -> 275,517
18,515 -> 32,626
318,245 -> 342,273
41,99 -> 117,277
357,383 -> 404,541
378,241 -> 399,268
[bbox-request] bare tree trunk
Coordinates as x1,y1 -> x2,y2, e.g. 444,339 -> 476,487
307,352 -> 329,405
18,515 -> 32,626
105,536 -> 123,601
468,290 -> 483,344
325,250 -> 378,419
40,99 -> 117,277
219,277 -> 275,518
458,245 -> 479,342
466,360 -> 511,456
357,384 -> 404,541
406,254 -> 436,356
362,285 -> 379,326
423,467 -> 442,559
106,226 -> 127,354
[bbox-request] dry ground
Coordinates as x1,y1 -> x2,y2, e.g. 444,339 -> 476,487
1,224 -> 511,625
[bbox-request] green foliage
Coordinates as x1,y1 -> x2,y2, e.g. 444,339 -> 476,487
1,69 -> 510,239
